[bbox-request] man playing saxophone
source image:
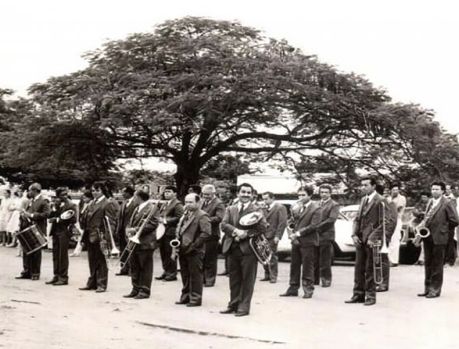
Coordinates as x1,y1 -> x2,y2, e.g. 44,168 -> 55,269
123,190 -> 159,299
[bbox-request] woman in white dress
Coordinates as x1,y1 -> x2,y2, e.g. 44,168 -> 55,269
0,189 -> 13,245
6,191 -> 28,249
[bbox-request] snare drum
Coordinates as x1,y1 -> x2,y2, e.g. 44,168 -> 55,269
16,225 -> 48,255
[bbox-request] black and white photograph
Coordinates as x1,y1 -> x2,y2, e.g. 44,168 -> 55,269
1,0 -> 458,348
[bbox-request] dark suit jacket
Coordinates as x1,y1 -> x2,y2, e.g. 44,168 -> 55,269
425,197 -> 459,245
83,197 -> 118,244
221,202 -> 268,255
314,199 -> 340,243
177,209 -> 211,254
127,202 -> 158,250
353,193 -> 395,244
263,202 -> 288,240
294,201 -> 321,247
200,197 -> 225,239
115,197 -> 141,238
49,200 -> 77,236
20,194 -> 50,235
160,198 -> 184,236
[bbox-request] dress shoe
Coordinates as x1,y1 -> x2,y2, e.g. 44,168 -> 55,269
345,295 -> 365,304
321,281 -> 331,288
260,277 -> 270,281
95,287 -> 106,293
134,293 -> 149,299
186,302 -> 201,307
53,280 -> 68,286
364,298 -> 376,306
235,311 -> 249,317
376,286 -> 388,292
220,308 -> 236,314
279,291 -> 298,297
115,271 -> 129,276
217,271 -> 229,276
175,300 -> 190,305
123,291 -> 138,298
31,275 -> 40,281
269,280 -> 277,284
79,286 -> 95,291
417,292 -> 428,297
303,293 -> 313,299
426,293 -> 440,299
204,283 -> 214,287
15,275 -> 31,280
164,276 -> 177,281
155,274 -> 166,280
45,278 -> 58,285
390,263 -> 398,267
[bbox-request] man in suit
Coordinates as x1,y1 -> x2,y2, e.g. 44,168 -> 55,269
175,193 -> 211,306
261,191 -> 287,283
16,183 -> 50,281
417,181 -> 458,298
115,186 -> 140,276
156,186 -> 184,281
313,184 -> 340,288
345,177 -> 394,306
280,186 -> 320,299
79,182 -> 118,293
220,183 -> 267,317
444,184 -> 458,266
123,190 -> 159,299
200,184 -> 225,287
46,188 -> 77,286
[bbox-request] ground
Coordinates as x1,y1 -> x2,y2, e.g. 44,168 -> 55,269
1,247 -> 458,349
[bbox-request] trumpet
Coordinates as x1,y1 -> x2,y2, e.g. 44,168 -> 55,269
373,202 -> 389,286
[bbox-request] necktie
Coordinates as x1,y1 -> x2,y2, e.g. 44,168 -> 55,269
362,196 -> 369,210
239,204 -> 245,218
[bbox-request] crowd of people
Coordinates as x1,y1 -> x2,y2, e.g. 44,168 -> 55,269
0,178 -> 458,316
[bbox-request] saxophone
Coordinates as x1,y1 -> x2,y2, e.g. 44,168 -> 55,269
412,200 -> 435,247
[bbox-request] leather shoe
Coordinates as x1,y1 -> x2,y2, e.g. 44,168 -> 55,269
303,292 -> 313,299
217,271 -> 229,276
364,298 -> 376,306
426,293 -> 440,299
155,274 -> 166,280
45,278 -> 58,285
220,308 -> 236,314
115,271 -> 129,276
95,287 -> 106,293
345,295 -> 365,304
321,282 -> 331,288
175,300 -> 189,305
376,286 -> 388,292
53,280 -> 68,286
31,275 -> 40,281
123,291 -> 138,298
134,293 -> 149,299
417,292 -> 428,297
15,275 -> 30,279
260,277 -> 270,281
279,291 -> 298,297
235,311 -> 249,317
204,283 -> 214,287
269,280 -> 277,284
164,276 -> 177,281
79,286 -> 95,291
186,302 -> 201,307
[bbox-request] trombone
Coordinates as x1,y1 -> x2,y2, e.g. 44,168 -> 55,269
373,202 -> 389,285
103,216 -> 120,257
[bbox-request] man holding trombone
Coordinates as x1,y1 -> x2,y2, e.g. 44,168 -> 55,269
345,177 -> 395,306
123,190 -> 160,299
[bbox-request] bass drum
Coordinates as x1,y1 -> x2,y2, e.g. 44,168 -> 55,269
16,225 -> 48,255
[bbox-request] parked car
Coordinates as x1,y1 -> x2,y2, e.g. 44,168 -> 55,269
277,203 -> 421,264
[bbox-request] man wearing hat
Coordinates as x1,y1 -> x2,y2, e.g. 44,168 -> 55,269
17,183 -> 50,280
46,188 -> 77,286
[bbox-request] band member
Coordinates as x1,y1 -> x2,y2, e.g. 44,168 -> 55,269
200,184 -> 225,287
71,190 -> 93,257
261,191 -> 287,283
345,177 -> 393,306
280,186 -> 320,299
417,181 -> 458,298
156,186 -> 184,281
123,190 -> 158,299
220,183 -> 267,317
444,184 -> 458,266
46,188 -> 77,285
311,184 -> 339,288
79,182 -> 118,293
387,183 -> 406,266
115,186 -> 140,275
16,183 -> 50,281
175,193 -> 211,306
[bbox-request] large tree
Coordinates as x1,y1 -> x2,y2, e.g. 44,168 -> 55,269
21,17 -> 443,195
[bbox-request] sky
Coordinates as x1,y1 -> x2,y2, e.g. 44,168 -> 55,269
1,0 -> 458,135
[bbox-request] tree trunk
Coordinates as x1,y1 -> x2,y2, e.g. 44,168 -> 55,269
174,161 -> 200,200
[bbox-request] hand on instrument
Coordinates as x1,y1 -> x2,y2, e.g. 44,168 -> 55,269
273,236 -> 279,244
352,235 -> 362,247
126,227 -> 136,237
